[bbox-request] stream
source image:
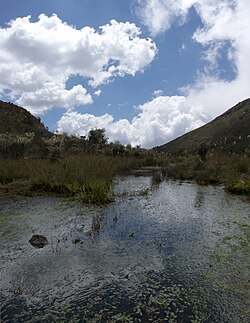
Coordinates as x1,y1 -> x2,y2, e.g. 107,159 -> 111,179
0,176 -> 250,322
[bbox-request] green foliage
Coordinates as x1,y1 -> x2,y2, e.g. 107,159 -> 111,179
79,180 -> 114,205
88,128 -> 107,146
145,157 -> 158,166
161,154 -> 249,190
194,160 -> 205,171
226,178 -> 250,195
111,141 -> 125,156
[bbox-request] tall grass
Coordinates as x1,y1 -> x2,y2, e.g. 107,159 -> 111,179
162,154 -> 250,193
0,154 -> 146,203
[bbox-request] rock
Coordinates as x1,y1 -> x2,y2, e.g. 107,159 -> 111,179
29,235 -> 49,248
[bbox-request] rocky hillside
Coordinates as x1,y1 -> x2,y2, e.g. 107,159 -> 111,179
155,99 -> 250,155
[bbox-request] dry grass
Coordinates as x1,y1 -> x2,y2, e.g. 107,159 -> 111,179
0,155 -> 143,184
0,154 -> 147,202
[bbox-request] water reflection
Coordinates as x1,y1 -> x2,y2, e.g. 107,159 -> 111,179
194,186 -> 205,208
0,177 -> 249,322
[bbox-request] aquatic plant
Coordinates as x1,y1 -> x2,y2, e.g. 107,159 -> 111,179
79,179 -> 114,205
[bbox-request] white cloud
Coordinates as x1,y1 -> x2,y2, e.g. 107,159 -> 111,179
57,96 -> 208,148
57,112 -> 114,136
153,89 -> 164,97
136,0 -> 250,120
58,0 -> 250,148
0,14 -> 157,114
1,2 -> 249,149
183,0 -> 250,116
94,89 -> 102,97
135,0 -> 195,36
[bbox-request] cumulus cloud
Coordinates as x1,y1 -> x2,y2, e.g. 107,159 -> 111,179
0,14 -> 157,114
136,0 -> 250,118
57,96 -> 208,148
58,0 -> 249,148
135,0 -> 194,36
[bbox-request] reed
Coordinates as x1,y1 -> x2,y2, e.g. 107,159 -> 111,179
162,154 -> 250,191
0,154 -> 147,202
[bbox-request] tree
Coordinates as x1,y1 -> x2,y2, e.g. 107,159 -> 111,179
88,128 -> 107,147
112,141 -> 125,156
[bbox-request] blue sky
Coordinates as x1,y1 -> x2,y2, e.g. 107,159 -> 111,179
0,0 -> 249,147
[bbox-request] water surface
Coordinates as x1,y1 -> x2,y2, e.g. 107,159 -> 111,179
1,176 -> 249,322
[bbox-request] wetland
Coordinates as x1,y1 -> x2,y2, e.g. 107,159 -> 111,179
1,175 -> 249,322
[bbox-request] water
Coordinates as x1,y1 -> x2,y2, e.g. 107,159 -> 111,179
0,176 -> 249,322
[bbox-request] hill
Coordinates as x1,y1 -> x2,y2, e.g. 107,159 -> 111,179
155,99 -> 250,155
0,100 -> 51,137
0,101 -> 148,159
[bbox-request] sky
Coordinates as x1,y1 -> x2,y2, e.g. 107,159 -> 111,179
0,0 -> 249,148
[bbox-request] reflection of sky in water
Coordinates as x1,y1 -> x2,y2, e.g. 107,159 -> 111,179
1,177 -> 249,322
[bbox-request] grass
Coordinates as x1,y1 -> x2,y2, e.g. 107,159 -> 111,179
161,154 -> 250,195
0,154 -> 147,203
79,179 -> 114,205
1,153 -> 249,201
226,178 -> 250,195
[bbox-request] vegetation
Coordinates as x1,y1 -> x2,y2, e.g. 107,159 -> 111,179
0,99 -> 249,201
0,100 -> 155,203
79,179 -> 114,205
226,178 -> 250,195
0,100 -> 51,137
160,153 -> 250,196
0,154 -> 151,203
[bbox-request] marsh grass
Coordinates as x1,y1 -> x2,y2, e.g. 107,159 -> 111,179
0,154 -> 146,203
162,154 -> 250,191
79,179 -> 114,205
1,153 -> 249,199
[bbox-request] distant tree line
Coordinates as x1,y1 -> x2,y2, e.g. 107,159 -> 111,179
0,128 -> 148,160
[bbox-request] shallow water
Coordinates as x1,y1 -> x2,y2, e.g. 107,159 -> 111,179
0,176 -> 249,322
